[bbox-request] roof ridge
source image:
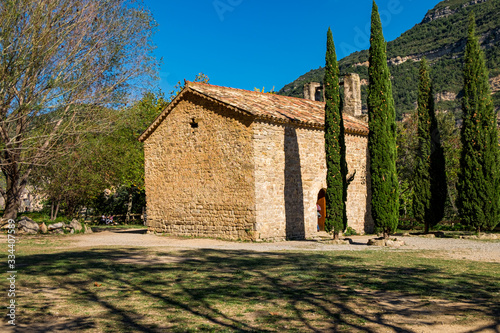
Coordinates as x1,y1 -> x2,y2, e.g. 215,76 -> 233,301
186,80 -> 325,106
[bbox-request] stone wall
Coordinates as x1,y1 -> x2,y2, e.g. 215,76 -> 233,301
253,121 -> 372,240
253,122 -> 327,240
344,134 -> 373,233
143,92 -> 256,239
343,74 -> 362,117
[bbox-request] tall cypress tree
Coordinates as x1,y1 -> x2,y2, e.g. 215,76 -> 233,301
367,1 -> 399,238
457,13 -> 500,232
324,27 -> 348,239
413,58 -> 447,233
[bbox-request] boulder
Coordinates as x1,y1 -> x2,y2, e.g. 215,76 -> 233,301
0,220 -> 10,230
48,222 -> 66,230
385,239 -> 405,247
84,224 -> 93,234
367,238 -> 386,246
51,229 -> 65,235
40,222 -> 48,234
69,219 -> 83,232
19,216 -> 35,223
17,219 -> 39,234
367,238 -> 405,247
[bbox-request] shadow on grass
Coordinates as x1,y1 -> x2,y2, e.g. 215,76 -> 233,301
3,248 -> 499,332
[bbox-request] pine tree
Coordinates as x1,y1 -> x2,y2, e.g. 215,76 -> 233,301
413,58 -> 447,233
457,13 -> 500,232
367,1 -> 399,238
324,27 -> 348,239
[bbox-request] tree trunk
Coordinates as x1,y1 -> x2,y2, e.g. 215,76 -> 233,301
125,189 -> 133,224
2,170 -> 26,220
424,222 -> 430,234
333,232 -> 340,240
3,191 -> 21,220
53,202 -> 60,221
383,231 -> 390,239
51,201 -> 55,220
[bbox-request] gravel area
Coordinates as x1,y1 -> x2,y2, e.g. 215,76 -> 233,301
58,228 -> 500,263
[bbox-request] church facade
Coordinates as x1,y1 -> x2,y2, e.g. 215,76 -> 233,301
139,76 -> 372,240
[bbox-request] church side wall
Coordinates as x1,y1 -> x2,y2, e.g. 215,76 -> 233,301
143,94 -> 256,240
253,122 -> 327,240
253,122 -> 372,240
345,134 -> 373,234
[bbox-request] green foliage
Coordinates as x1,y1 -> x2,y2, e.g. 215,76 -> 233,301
367,1 -> 399,237
278,0 -> 500,118
457,13 -> 500,232
324,28 -> 348,236
343,226 -> 358,236
413,59 -> 447,232
91,186 -> 145,218
31,92 -> 166,217
397,112 -> 417,218
436,111 -> 461,219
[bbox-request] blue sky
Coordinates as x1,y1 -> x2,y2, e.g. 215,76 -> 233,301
145,0 -> 442,94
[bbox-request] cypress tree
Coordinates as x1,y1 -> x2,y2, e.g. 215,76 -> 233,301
367,1 -> 399,238
457,13 -> 500,232
413,58 -> 447,233
324,27 -> 348,239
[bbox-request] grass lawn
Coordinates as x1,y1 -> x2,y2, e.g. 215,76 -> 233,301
1,237 -> 499,332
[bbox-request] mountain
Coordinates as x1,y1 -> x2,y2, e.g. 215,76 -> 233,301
278,0 -> 500,120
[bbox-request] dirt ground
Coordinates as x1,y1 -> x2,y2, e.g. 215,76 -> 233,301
65,228 -> 500,263
2,229 -> 499,332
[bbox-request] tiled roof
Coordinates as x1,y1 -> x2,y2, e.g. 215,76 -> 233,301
139,81 -> 368,142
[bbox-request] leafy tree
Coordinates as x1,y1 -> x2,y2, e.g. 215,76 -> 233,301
413,58 -> 447,233
396,112 -> 418,219
31,92 -> 166,220
367,1 -> 399,238
457,13 -> 500,232
110,92 -> 168,222
323,28 -> 348,239
0,0 -> 157,219
436,111 -> 461,220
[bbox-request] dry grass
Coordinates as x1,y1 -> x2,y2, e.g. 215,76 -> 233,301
1,237 -> 499,332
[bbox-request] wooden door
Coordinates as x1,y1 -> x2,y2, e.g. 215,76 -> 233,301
317,190 -> 326,231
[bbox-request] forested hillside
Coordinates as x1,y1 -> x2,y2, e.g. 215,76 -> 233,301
279,0 -> 500,120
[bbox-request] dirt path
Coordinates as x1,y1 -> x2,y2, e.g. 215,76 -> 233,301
59,228 -> 500,262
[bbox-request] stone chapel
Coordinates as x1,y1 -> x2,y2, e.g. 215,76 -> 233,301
139,74 -> 373,240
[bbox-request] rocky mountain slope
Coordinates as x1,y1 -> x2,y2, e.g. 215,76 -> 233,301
278,0 -> 500,120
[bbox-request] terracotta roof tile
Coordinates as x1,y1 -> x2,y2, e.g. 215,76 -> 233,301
139,81 -> 368,142
187,81 -> 369,135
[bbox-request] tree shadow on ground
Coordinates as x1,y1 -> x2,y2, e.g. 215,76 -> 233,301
3,248 -> 499,332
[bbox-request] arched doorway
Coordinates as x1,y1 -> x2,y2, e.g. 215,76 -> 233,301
317,189 -> 326,231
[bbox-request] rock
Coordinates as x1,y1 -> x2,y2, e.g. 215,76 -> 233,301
19,216 -> 36,223
17,219 -> 39,234
84,225 -> 93,234
367,238 -> 386,246
367,238 -> 405,247
385,239 -> 405,247
478,233 -> 498,240
0,220 -> 10,230
51,229 -> 65,235
69,219 -> 82,232
48,222 -> 66,230
40,222 -> 48,234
